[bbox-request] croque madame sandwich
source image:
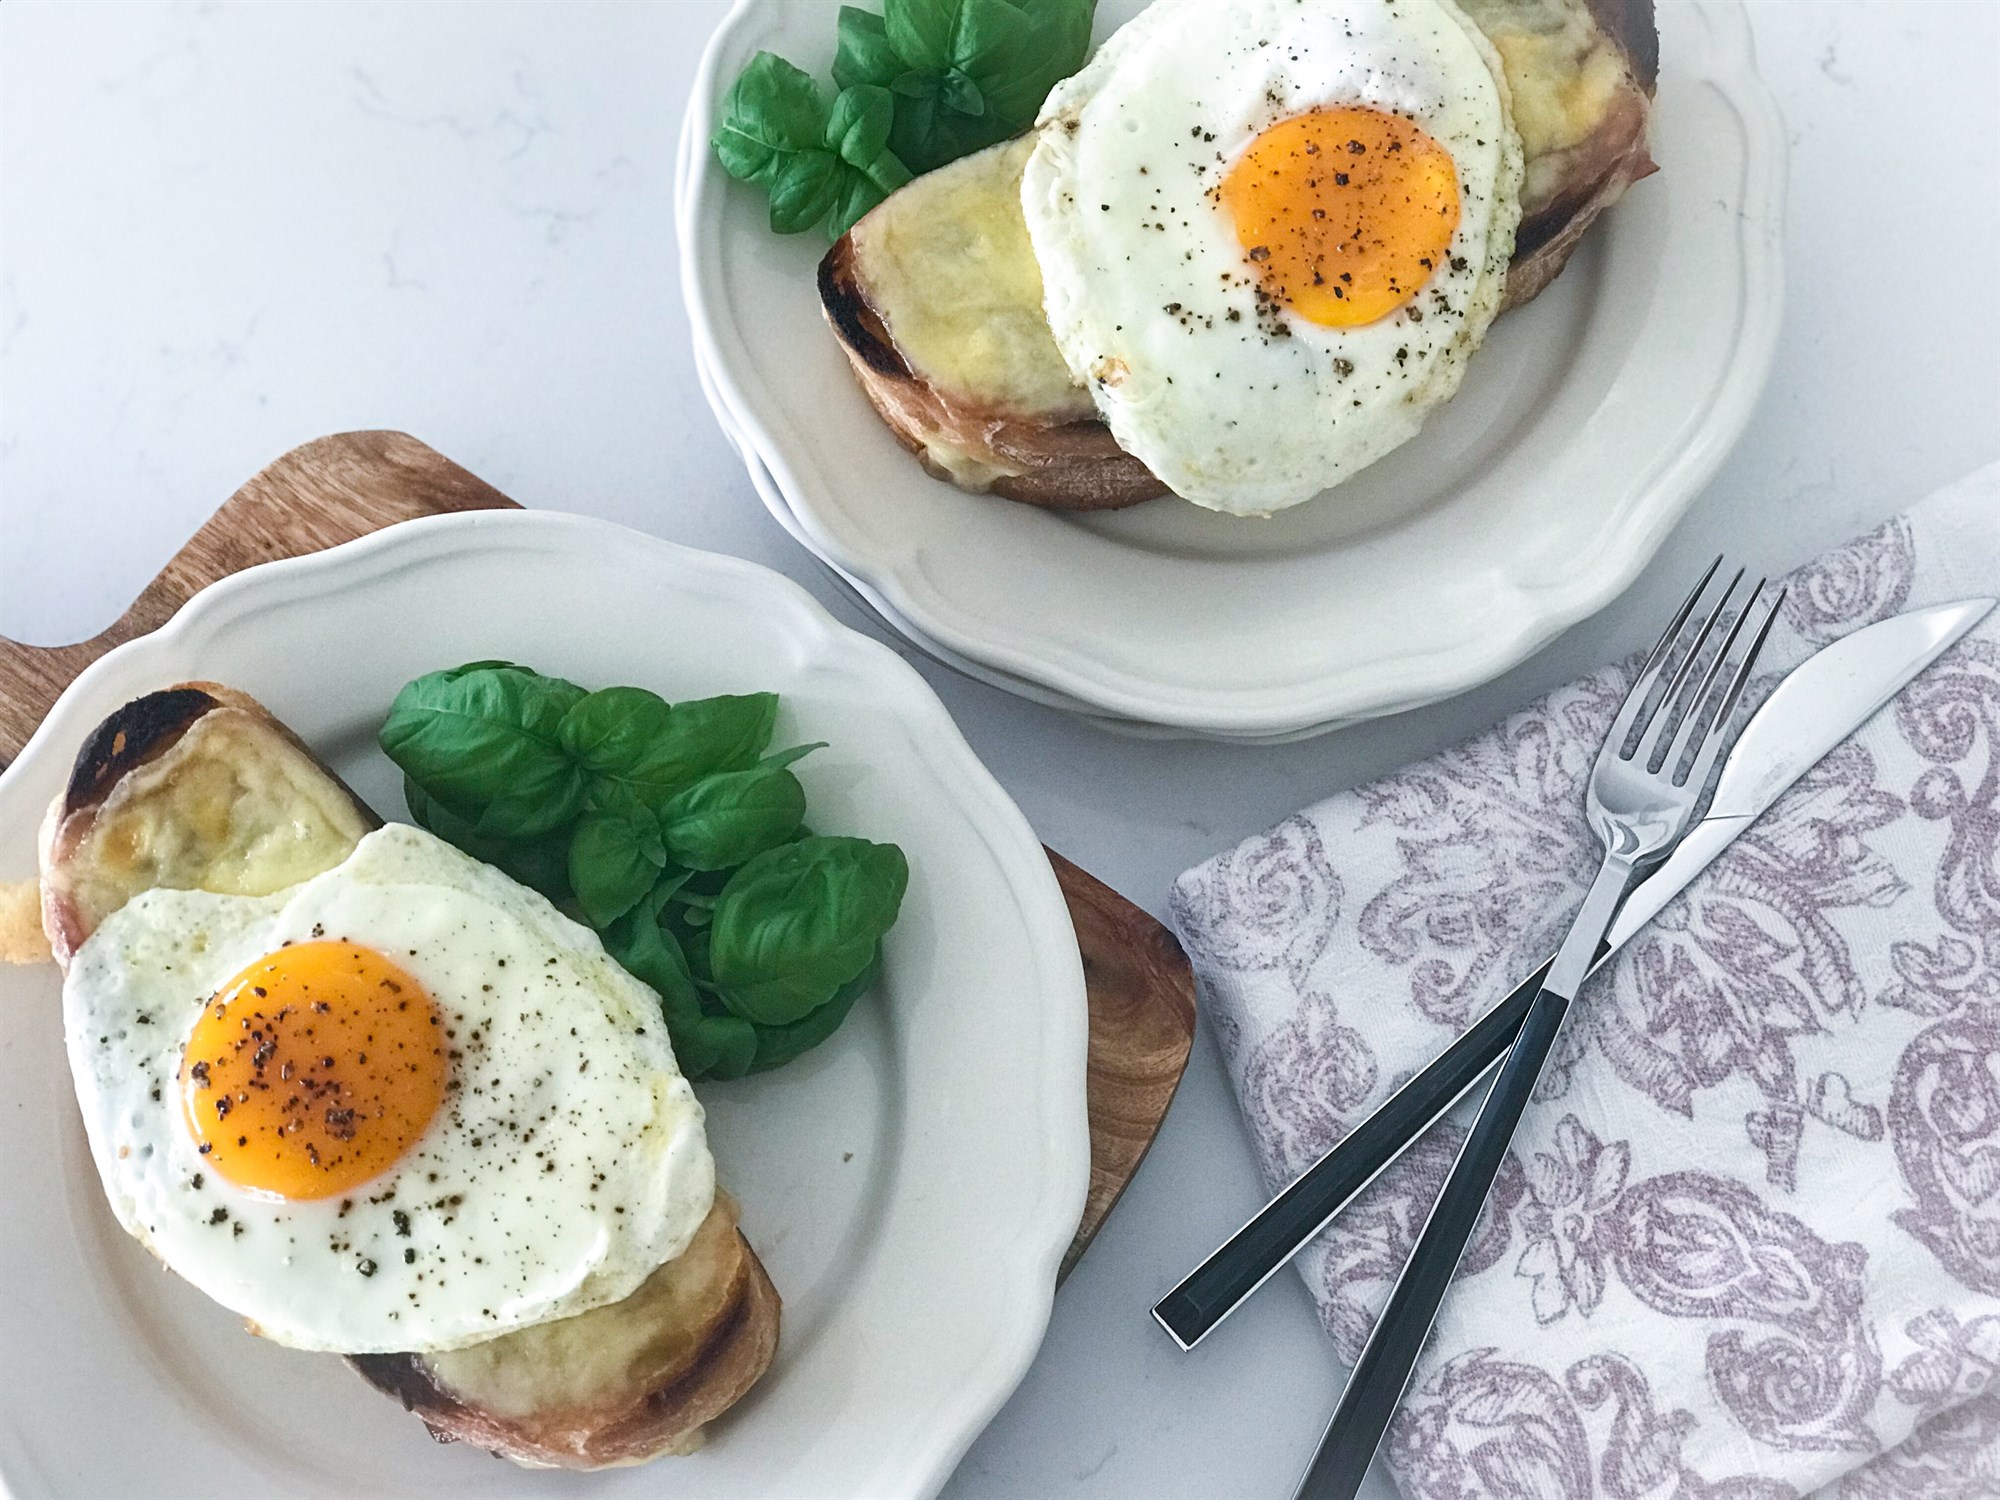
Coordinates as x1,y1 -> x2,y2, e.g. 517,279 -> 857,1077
818,0 -> 1658,513
30,683 -> 779,1469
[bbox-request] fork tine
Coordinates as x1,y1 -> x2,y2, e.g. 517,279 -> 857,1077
1642,556 -> 1723,676
1660,577 -> 1768,780
1679,586 -> 1789,791
1634,568 -> 1745,766
1604,557 -> 1726,756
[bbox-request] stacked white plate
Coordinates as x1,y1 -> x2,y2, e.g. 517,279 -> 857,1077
678,0 -> 1787,741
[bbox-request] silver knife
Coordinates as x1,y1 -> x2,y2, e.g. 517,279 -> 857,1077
1154,596 -> 1996,1353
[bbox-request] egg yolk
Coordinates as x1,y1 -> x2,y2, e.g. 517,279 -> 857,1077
180,941 -> 446,1200
1218,106 -> 1461,328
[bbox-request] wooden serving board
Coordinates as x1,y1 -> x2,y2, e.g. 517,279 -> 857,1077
0,431 -> 1195,1277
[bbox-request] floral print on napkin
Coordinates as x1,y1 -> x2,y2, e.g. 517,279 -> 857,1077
1170,467 -> 2000,1499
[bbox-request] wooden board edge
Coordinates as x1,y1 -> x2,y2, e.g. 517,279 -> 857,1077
1051,850 -> 1198,1277
0,430 -> 517,764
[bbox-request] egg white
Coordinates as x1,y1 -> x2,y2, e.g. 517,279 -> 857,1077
63,824 -> 715,1355
1021,0 -> 1524,515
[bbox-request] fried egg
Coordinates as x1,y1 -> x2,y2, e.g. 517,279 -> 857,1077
63,824 -> 714,1355
1021,0 -> 1523,515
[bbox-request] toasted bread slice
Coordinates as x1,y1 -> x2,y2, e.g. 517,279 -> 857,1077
820,0 -> 1658,511
37,683 -> 377,966
1469,0 -> 1660,306
39,684 -> 779,1469
351,1191 -> 782,1467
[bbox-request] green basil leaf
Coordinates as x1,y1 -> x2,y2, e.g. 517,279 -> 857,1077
886,85 -> 998,174
403,775 -> 465,838
681,921 -> 714,982
661,764 -> 805,871
603,872 -> 700,1019
875,0 -> 1093,171
708,836 -> 908,1024
762,742 -> 827,771
559,686 -> 674,775
749,946 -> 882,1073
954,0 -> 1094,125
583,782 -> 670,868
564,690 -> 780,809
568,810 -> 669,927
680,866 -> 734,899
403,778 -> 574,903
882,0 -> 955,73
833,6 -> 903,90
440,659 -> 520,678
713,52 -> 867,237
827,166 -> 883,239
681,1013 -> 760,1082
381,666 -> 586,839
440,660 -> 588,711
496,837 -> 577,906
767,147 -> 843,234
713,51 -> 831,178
645,693 -> 782,789
576,865 -> 762,1081
822,85 -> 911,235
826,82 -> 895,167
938,69 -> 985,117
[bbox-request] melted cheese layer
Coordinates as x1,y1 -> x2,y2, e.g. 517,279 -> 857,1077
840,0 -> 1638,430
847,137 -> 1097,423
57,708 -> 372,938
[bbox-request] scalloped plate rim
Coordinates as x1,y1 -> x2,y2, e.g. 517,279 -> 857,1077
677,0 -> 1788,736
0,509 -> 1091,1500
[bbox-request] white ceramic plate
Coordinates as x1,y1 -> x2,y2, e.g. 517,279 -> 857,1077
698,349 -> 1357,742
678,0 -> 1786,738
0,512 -> 1091,1500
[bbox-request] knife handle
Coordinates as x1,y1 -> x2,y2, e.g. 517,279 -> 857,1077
1294,980 -> 1576,1499
1151,956 -> 1549,1351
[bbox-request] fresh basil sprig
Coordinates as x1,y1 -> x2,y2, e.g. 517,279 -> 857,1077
713,0 -> 1095,237
709,837 -> 909,1024
713,54 -> 911,238
834,0 -> 1097,175
382,662 -> 907,1079
380,665 -> 587,838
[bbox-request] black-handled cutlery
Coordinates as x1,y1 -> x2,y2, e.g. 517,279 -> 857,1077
1294,563 -> 1786,1498
1155,592 -> 1996,1358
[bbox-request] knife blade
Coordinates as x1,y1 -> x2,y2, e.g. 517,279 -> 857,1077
1154,596 -> 1996,1353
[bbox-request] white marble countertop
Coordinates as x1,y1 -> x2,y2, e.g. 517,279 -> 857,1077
2,2 -> 1996,1496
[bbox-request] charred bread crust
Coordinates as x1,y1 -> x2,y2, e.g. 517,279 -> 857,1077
819,238 -> 1168,511
349,1226 -> 781,1469
42,685 -> 781,1467
38,682 -> 378,967
819,0 -> 1659,510
818,239 -> 908,383
61,686 -> 223,816
1595,0 -> 1660,92
1503,0 -> 1658,306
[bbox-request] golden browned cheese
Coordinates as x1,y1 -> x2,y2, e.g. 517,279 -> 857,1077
847,135 -> 1097,436
1456,0 -> 1640,212
420,1193 -> 750,1424
838,0 -> 1643,432
44,707 -> 371,945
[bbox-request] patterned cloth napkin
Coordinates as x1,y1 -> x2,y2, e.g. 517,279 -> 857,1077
1169,466 -> 2000,1500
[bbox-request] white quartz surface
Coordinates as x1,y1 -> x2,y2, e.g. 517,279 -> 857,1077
2,2 -> 1997,1497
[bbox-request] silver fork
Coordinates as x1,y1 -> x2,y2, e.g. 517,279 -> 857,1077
1292,560 -> 1788,1500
